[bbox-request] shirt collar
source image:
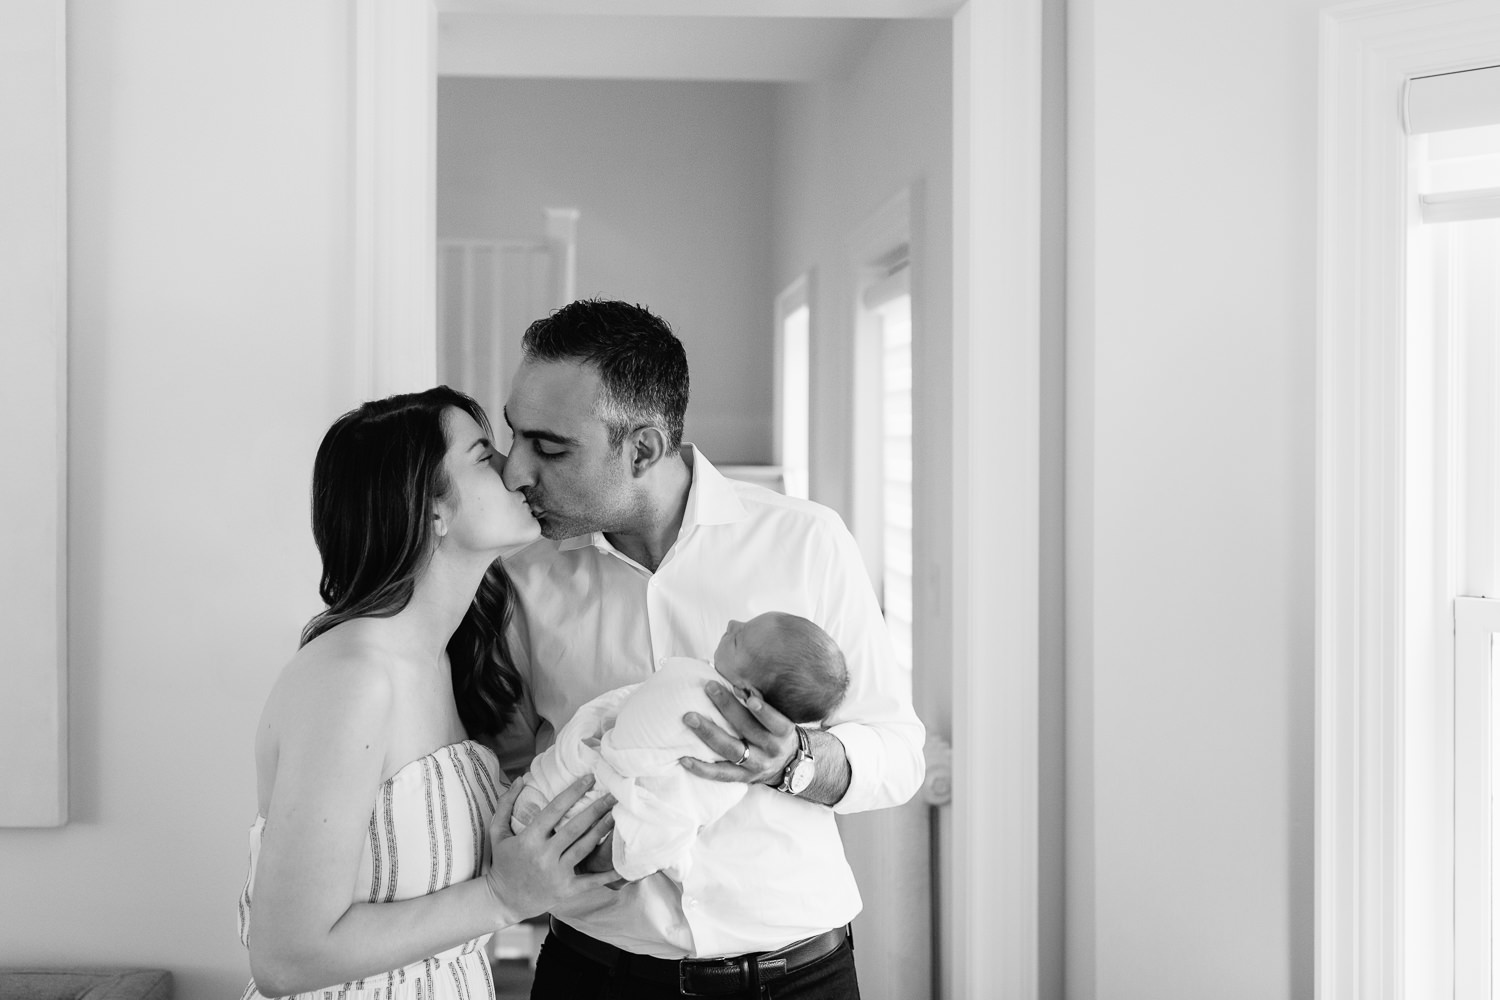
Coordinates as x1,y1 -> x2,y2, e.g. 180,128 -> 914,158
555,444 -> 748,553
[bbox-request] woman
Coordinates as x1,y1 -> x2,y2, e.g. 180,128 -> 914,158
238,387 -> 617,1000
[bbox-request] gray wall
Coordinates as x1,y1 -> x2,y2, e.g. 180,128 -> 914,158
437,78 -> 778,464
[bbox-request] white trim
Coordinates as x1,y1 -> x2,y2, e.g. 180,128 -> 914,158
953,2 -> 1041,998
436,0 -> 964,16
850,186 -> 916,585
1317,4 -> 1500,999
1421,187 -> 1500,224
353,0 -> 438,399
772,271 -> 812,498
0,0 -> 67,828
1454,596 -> 1500,1000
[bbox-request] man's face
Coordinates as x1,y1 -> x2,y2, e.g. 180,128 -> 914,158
502,359 -> 636,540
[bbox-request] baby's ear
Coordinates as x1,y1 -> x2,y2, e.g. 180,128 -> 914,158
738,685 -> 760,703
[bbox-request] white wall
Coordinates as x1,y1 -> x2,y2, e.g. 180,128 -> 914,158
1067,0 -> 1319,996
0,4 -> 358,998
436,78 -> 777,464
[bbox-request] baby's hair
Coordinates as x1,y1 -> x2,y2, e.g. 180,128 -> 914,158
746,613 -> 849,723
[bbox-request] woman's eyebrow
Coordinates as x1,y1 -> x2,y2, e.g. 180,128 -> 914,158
466,437 -> 491,454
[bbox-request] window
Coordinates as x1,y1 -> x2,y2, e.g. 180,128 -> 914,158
868,278 -> 913,672
1411,77 -> 1500,998
855,246 -> 913,673
774,276 -> 812,500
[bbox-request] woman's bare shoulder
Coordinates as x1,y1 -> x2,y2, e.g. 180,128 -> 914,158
260,624 -> 396,746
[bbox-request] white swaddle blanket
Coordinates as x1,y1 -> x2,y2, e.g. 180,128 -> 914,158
511,658 -> 748,882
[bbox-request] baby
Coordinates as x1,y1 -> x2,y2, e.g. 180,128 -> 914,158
509,611 -> 849,885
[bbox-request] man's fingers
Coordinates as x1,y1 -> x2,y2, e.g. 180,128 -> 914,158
683,710 -> 738,759
702,682 -> 775,737
679,756 -> 745,784
714,681 -> 792,733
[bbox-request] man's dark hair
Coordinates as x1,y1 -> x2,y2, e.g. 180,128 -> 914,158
520,299 -> 690,454
748,613 -> 850,724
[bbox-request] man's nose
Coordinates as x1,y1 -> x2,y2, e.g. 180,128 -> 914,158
501,447 -> 533,491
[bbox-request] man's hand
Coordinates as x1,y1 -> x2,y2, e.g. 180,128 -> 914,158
679,682 -> 798,787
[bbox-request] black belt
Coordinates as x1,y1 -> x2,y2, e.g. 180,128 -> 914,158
548,915 -> 850,997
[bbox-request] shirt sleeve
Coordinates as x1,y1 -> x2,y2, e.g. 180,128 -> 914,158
812,510 -> 927,814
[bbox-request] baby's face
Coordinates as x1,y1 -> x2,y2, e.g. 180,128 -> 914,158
713,613 -> 782,692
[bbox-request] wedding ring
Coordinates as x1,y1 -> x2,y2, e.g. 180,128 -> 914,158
733,744 -> 750,766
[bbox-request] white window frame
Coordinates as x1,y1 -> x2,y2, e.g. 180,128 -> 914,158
1317,3 -> 1500,998
773,272 -> 813,500
848,189 -> 914,592
1455,597 -> 1500,998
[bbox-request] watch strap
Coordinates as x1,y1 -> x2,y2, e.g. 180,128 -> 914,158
777,725 -> 813,793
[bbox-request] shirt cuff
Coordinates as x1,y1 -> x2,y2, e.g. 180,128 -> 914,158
824,721 -> 883,814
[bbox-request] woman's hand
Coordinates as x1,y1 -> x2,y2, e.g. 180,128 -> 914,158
483,775 -> 619,925
679,683 -> 798,786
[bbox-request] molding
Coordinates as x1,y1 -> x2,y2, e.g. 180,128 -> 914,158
353,0 -> 438,399
1453,597 -> 1500,999
0,0 -> 67,827
1317,3 -> 1500,998
437,1 -> 966,16
772,271 -> 812,476
952,1 -> 1042,998
849,185 -> 916,581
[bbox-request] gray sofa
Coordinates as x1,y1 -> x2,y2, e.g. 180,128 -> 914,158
0,969 -> 172,1000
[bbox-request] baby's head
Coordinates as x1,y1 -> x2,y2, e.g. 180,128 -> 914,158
712,612 -> 849,724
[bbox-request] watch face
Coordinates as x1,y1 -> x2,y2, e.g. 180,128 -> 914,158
789,758 -> 815,795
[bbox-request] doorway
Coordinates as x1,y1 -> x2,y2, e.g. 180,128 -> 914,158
356,3 -> 1053,997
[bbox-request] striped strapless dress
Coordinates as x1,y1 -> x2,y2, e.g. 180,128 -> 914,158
237,739 -> 506,1000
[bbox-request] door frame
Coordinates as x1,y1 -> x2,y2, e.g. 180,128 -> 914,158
355,2 -> 1050,996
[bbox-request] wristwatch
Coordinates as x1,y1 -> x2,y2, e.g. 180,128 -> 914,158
777,726 -> 816,795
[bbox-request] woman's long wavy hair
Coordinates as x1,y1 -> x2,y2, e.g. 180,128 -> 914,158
300,386 -> 522,738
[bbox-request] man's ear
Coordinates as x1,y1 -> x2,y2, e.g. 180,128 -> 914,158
628,426 -> 669,477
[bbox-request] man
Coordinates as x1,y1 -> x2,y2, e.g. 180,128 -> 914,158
497,299 -> 925,999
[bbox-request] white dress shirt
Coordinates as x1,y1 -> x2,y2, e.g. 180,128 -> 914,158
498,447 -> 926,958
509,658 -> 861,956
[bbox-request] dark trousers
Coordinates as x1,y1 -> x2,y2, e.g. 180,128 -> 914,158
528,929 -> 861,1000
